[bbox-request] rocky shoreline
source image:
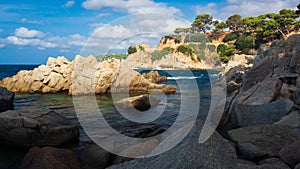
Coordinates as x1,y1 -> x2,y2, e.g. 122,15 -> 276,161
0,34 -> 299,168
0,55 -> 176,95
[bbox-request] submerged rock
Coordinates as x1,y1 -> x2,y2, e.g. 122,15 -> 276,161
20,146 -> 83,169
0,106 -> 79,147
0,86 -> 14,112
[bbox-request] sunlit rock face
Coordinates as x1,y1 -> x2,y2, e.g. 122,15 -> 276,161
0,55 -> 176,95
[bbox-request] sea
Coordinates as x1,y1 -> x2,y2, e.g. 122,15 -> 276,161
0,65 -> 221,168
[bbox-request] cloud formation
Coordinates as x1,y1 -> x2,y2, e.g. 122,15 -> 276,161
14,27 -> 44,38
20,18 -> 44,25
193,0 -> 299,20
82,0 -> 182,15
63,1 -> 75,8
5,27 -> 87,51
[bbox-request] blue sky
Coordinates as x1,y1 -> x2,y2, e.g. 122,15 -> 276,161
0,0 -> 298,64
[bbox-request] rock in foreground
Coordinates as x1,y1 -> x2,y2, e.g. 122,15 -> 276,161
20,146 -> 83,169
0,86 -> 14,112
0,106 -> 79,147
108,121 -> 237,169
228,125 -> 299,160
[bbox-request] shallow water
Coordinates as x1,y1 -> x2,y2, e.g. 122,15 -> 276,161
0,67 -> 221,168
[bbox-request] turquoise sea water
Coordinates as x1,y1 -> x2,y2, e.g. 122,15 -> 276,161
0,65 -> 220,168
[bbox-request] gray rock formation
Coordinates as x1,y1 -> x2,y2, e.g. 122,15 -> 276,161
0,106 -> 79,147
0,86 -> 14,112
279,140 -> 300,166
20,146 -> 83,169
108,121 -> 238,169
228,125 -> 299,160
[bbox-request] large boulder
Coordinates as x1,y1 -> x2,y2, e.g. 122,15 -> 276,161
275,111 -> 300,128
237,158 -> 290,169
77,144 -> 114,169
279,140 -> 300,166
236,77 -> 282,105
228,125 -> 299,160
108,121 -> 238,169
20,146 -> 83,169
233,99 -> 294,127
115,94 -> 161,111
0,106 -> 79,147
0,87 -> 14,112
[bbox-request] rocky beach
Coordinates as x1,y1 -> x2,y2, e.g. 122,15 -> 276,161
1,2 -> 300,168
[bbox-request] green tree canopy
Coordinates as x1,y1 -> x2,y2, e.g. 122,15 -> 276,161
192,14 -> 214,33
226,14 -> 243,32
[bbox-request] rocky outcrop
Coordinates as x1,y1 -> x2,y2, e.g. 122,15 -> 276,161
279,140 -> 300,166
228,125 -> 299,160
108,121 -> 238,169
237,158 -> 290,169
0,86 -> 14,112
77,144 -> 114,169
0,106 -> 79,147
0,56 -> 176,95
233,98 -> 294,127
20,146 -> 83,169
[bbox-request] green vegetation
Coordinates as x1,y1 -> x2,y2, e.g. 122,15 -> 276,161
103,54 -> 127,60
191,14 -> 214,33
217,44 -> 236,63
223,32 -> 240,42
128,46 -> 137,54
151,48 -> 171,62
163,36 -> 181,44
235,35 -> 258,54
176,45 -> 193,56
138,45 -> 145,51
163,47 -> 175,53
184,33 -> 210,43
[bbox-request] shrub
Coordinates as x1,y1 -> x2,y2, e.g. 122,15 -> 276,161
128,46 -> 137,54
138,45 -> 145,51
207,45 -> 216,53
217,44 -> 227,54
223,32 -> 240,42
151,49 -> 170,62
224,44 -> 236,56
219,55 -> 231,63
163,36 -> 181,44
163,47 -> 175,53
177,45 -> 193,56
184,33 -> 210,43
104,54 -> 128,60
235,35 -> 258,51
189,44 -> 205,61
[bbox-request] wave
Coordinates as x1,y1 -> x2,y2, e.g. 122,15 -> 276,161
167,76 -> 201,80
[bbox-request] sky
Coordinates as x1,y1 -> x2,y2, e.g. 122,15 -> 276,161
0,0 -> 298,64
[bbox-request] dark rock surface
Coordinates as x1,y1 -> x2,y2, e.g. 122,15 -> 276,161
0,86 -> 14,112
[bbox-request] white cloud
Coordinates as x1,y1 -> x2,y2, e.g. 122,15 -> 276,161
20,18 -> 43,25
0,44 -> 5,48
81,13 -> 190,55
63,1 -> 75,8
195,0 -> 299,20
193,3 -> 217,16
82,0 -> 182,15
5,27 -> 87,52
6,36 -> 57,48
15,27 -> 44,38
95,13 -> 110,18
